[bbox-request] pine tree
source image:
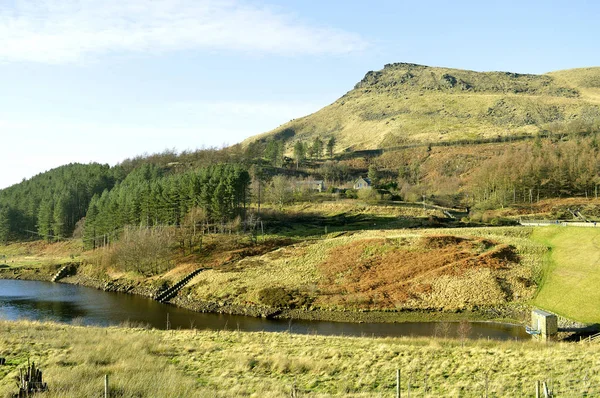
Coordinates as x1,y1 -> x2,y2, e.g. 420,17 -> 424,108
293,141 -> 306,169
326,137 -> 336,158
211,181 -> 229,225
52,196 -> 68,240
311,137 -> 324,159
83,195 -> 99,249
368,165 -> 380,187
38,199 -> 54,241
0,206 -> 10,243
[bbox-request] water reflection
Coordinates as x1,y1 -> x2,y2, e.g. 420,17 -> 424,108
0,279 -> 529,340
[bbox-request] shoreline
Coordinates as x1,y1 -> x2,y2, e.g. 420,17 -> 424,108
0,265 -> 531,326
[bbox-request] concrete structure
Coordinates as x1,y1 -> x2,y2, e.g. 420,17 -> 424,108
529,309 -> 558,340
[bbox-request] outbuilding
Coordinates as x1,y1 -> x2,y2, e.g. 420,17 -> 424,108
528,309 -> 558,340
353,177 -> 372,190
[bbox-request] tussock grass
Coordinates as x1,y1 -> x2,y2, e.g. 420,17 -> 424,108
0,321 -> 197,398
187,227 -> 546,315
1,320 -> 600,397
0,240 -> 82,269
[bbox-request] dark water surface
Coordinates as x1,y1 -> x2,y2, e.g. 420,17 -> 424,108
0,279 -> 529,340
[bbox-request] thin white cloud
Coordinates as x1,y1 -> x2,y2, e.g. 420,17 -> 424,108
0,0 -> 368,64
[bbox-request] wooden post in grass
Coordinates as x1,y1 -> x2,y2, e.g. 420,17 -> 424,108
543,381 -> 550,398
396,369 -> 401,398
291,377 -> 298,398
16,361 -> 48,396
535,380 -> 541,398
104,374 -> 109,398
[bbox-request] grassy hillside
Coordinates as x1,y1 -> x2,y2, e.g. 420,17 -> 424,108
0,224 -> 545,322
247,63 -> 600,151
5,204 -> 600,324
182,227 -> 544,318
532,226 -> 600,323
2,320 -> 600,397
0,240 -> 82,269
5,202 -> 600,324
549,67 -> 600,103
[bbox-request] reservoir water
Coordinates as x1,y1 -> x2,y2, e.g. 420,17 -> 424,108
0,279 -> 529,340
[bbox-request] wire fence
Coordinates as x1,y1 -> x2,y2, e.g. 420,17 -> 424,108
377,372 -> 600,397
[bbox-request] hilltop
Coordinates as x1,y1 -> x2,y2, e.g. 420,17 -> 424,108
246,63 -> 600,151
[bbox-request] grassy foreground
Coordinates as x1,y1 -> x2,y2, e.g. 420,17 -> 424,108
1,320 -> 600,397
532,226 -> 600,324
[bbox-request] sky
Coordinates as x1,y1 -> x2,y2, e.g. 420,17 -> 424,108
1,0 -> 599,188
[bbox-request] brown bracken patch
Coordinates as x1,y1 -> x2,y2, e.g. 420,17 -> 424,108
317,235 -> 519,309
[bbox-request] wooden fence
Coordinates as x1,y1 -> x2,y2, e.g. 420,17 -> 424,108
385,369 -> 599,397
520,220 -> 599,228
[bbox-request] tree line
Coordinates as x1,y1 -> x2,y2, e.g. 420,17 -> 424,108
0,163 -> 122,242
380,135 -> 600,208
245,135 -> 336,168
83,164 -> 250,249
470,136 -> 600,208
5,130 -> 600,246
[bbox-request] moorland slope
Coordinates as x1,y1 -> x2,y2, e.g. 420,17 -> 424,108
247,63 -> 600,151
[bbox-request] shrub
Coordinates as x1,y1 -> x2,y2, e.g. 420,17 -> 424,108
110,226 -> 176,276
489,217 -> 518,226
344,189 -> 358,199
357,188 -> 379,202
257,287 -> 312,309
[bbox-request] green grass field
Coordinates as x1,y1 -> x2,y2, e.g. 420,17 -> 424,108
532,226 -> 600,324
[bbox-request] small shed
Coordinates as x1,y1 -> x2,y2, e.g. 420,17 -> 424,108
295,180 -> 326,192
353,177 -> 372,190
529,309 -> 558,340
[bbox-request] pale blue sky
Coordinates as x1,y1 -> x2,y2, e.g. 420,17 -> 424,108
1,0 -> 599,188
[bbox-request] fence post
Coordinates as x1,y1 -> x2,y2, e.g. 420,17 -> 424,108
396,369 -> 401,398
535,380 -> 540,398
291,377 -> 297,398
104,374 -> 109,398
485,373 -> 489,398
543,381 -> 550,398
